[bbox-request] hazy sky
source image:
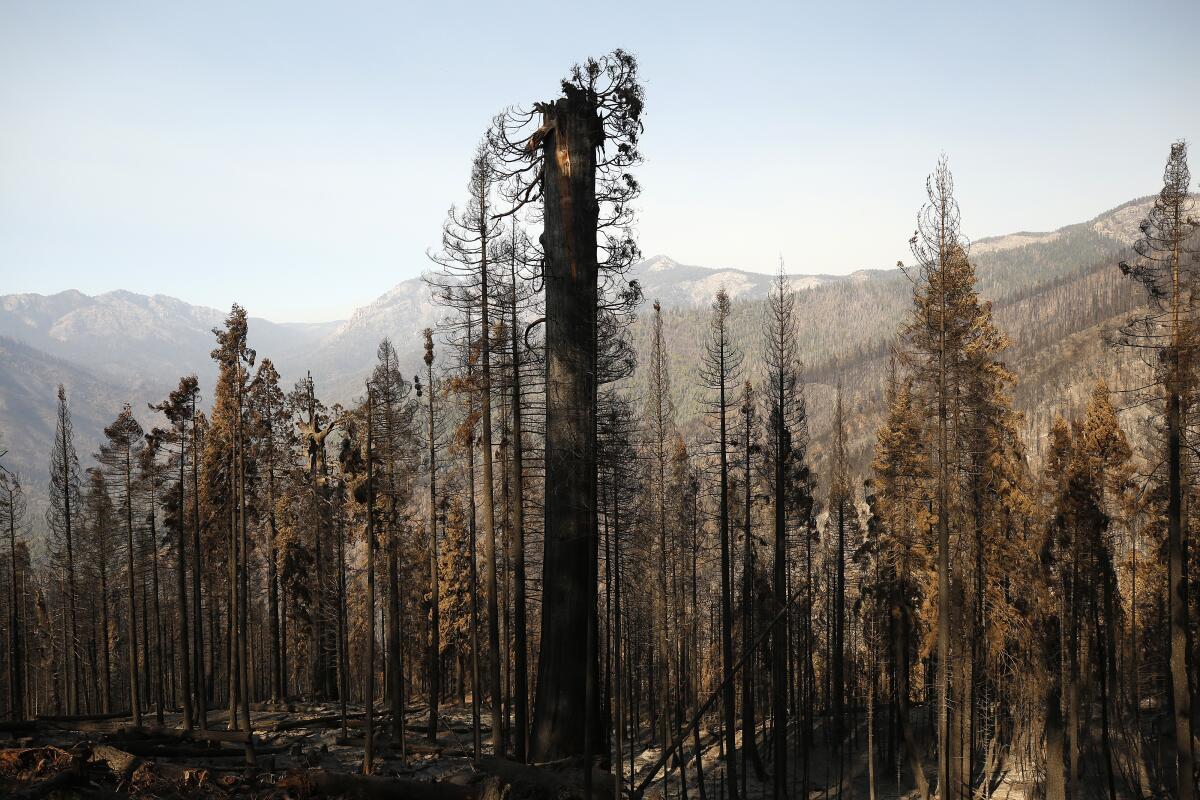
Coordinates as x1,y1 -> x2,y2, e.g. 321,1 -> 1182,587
2,0 -> 1198,322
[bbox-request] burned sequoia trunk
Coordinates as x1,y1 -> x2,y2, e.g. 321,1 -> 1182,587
530,84 -> 604,763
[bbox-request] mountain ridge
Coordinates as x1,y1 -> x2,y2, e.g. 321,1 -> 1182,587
0,194 -> 1160,541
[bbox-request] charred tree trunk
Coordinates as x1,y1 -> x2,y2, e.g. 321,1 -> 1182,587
892,596 -> 928,800
717,354 -> 738,800
190,396 -> 207,729
425,341 -> 440,742
1167,383 -> 1194,800
124,449 -> 141,727
6,482 -> 23,721
174,431 -> 193,730
530,84 -> 602,762
509,252 -> 529,763
365,388 -> 377,774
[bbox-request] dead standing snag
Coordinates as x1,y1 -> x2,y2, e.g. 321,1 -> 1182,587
491,50 -> 643,763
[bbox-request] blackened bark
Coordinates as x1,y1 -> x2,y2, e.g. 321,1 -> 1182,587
190,395 -> 207,729
175,430 -> 193,729
1167,387 -> 1194,800
530,84 -> 603,762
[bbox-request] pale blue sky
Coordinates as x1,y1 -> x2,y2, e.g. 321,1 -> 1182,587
2,0 -> 1198,321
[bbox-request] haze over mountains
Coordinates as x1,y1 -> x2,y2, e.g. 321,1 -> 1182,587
0,196 -> 1156,538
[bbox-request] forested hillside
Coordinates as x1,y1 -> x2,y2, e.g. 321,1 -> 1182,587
0,197 -> 1156,539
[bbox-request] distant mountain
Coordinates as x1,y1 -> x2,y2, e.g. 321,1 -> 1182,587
0,195 -> 1163,543
629,255 -> 856,307
0,290 -> 341,389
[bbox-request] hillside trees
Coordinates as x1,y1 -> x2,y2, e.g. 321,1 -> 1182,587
827,384 -> 851,792
367,338 -> 419,744
1117,141 -> 1198,800
47,384 -> 83,715
150,375 -> 199,729
1,464 -> 26,720
204,305 -> 256,744
866,368 -> 932,800
249,360 -> 292,706
83,467 -> 117,715
421,329 -> 444,741
900,158 -> 1016,799
646,299 -> 677,784
760,263 -> 814,800
429,144 -> 505,751
97,403 -> 145,725
699,287 -> 742,799
136,433 -> 168,724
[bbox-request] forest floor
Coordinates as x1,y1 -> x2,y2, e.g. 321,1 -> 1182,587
0,701 -> 1041,799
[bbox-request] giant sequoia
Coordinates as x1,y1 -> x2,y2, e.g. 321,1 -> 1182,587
493,50 -> 643,761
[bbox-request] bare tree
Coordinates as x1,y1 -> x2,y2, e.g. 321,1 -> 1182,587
0,463 -> 26,721
699,288 -> 742,800
47,385 -> 82,715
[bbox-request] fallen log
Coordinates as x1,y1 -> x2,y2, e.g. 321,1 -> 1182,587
107,723 -> 255,744
41,718 -> 122,733
251,701 -> 295,712
323,733 -> 443,755
37,711 -> 130,723
270,713 -> 345,732
90,744 -> 140,782
104,742 -> 247,759
276,769 -> 488,800
89,742 -> 208,787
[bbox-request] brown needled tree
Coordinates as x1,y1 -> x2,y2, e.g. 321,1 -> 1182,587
97,403 -> 145,726
151,375 -> 199,730
1117,140 -> 1197,800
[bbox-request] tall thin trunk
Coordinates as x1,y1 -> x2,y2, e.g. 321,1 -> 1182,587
426,350 -> 441,741
935,191 -> 952,800
1043,607 -> 1066,800
509,244 -> 529,763
364,387 -> 376,774
7,483 -> 23,721
58,414 -> 81,716
388,535 -> 405,753
717,340 -> 739,800
99,551 -> 111,713
267,399 -> 281,706
176,429 -> 193,729
125,448 -> 141,725
477,204 -> 504,756
771,365 -> 787,800
612,463 -> 624,800
190,395 -> 207,729
148,503 -> 165,724
893,595 -> 929,800
742,402 -> 765,785
336,507 -> 349,740
833,497 -> 845,795
467,423 -> 482,758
